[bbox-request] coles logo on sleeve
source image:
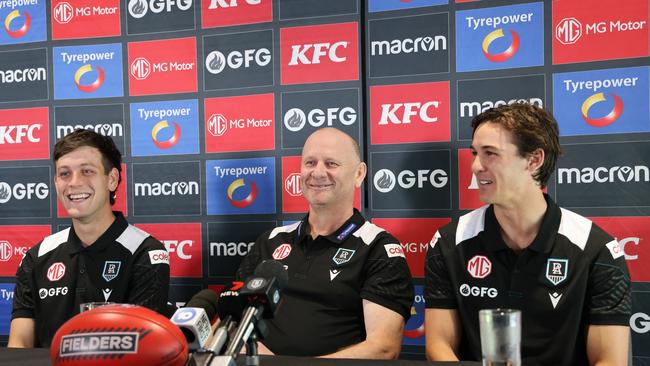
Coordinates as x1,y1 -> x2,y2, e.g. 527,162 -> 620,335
128,37 -> 197,96
281,155 -> 360,213
371,218 -> 450,278
280,22 -> 359,85
205,93 -> 274,153
553,67 -> 650,136
370,82 -> 450,144
0,0 -> 46,45
553,0 -> 648,64
589,216 -> 650,282
51,0 -> 119,40
456,2 -> 543,72
0,225 -> 50,276
57,164 -> 127,218
53,43 -> 123,100
135,223 -> 202,278
206,157 -> 275,215
0,107 -> 49,160
201,0 -> 271,28
130,99 -> 199,156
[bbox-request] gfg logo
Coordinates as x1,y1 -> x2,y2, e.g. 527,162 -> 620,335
459,284 -> 498,298
631,312 -> 650,333
373,168 -> 448,193
205,48 -> 271,74
128,0 -> 192,18
0,182 -> 49,204
288,42 -> 348,65
39,286 -> 68,299
283,107 -> 357,132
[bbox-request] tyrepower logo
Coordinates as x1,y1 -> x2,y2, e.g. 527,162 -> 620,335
372,218 -> 450,278
371,150 -> 451,210
135,223 -> 202,278
53,43 -> 123,100
368,13 -> 449,77
130,99 -> 199,156
201,0 -> 271,28
206,157 -> 275,215
128,37 -> 197,96
281,88 -> 360,149
127,0 -> 194,35
457,74 -> 545,140
0,0 -> 46,45
0,166 -> 50,218
553,0 -> 648,64
0,225 -> 49,276
54,104 -> 126,153
51,0 -> 119,40
589,216 -> 650,282
207,221 -> 276,278
58,164 -> 127,218
553,67 -> 650,136
0,107 -> 49,160
281,155 -> 361,213
456,2 -> 543,71
370,82 -> 449,144
556,142 -> 650,208
132,161 -> 201,216
204,94 -> 274,153
280,22 -> 358,85
0,48 -> 48,103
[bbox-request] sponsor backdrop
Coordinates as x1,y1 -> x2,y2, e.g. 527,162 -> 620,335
0,0 -> 648,361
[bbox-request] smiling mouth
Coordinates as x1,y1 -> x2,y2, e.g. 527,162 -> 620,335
479,180 -> 493,185
67,193 -> 91,202
308,183 -> 333,190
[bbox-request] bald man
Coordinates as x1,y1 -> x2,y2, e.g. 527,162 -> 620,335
237,128 -> 414,359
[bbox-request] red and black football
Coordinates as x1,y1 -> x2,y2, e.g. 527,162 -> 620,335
50,304 -> 188,366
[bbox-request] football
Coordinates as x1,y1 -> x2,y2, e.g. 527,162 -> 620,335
50,304 -> 188,366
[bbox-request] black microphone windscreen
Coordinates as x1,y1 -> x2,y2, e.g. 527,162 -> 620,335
185,289 -> 219,320
253,260 -> 288,289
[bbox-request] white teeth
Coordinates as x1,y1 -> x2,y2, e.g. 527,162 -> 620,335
68,193 -> 90,201
479,180 -> 492,185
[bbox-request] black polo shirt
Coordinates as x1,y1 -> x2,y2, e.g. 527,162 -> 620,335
12,212 -> 170,347
424,196 -> 631,366
237,209 -> 414,357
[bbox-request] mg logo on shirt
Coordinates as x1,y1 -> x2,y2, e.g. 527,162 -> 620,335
46,262 -> 66,282
467,255 -> 491,279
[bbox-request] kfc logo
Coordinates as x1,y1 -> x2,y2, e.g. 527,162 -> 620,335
0,107 -> 49,160
281,22 -> 358,84
467,255 -> 491,279
272,243 -> 292,260
136,223 -> 201,278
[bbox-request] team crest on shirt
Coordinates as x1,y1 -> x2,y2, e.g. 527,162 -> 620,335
545,258 -> 568,285
332,248 -> 355,265
102,261 -> 122,282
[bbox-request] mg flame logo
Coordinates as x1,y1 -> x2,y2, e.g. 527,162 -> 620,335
581,92 -> 623,127
556,17 -> 582,45
284,108 -> 305,132
467,255 -> 491,279
205,51 -> 225,74
4,10 -> 31,38
54,2 -> 74,24
374,169 -> 396,193
206,114 -> 227,136
130,57 -> 150,80
482,29 -> 520,62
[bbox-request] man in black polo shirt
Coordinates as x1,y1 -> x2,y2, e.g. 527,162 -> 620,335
8,130 -> 170,348
237,127 -> 413,358
424,103 -> 631,365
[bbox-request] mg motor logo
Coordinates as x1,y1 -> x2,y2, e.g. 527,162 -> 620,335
0,240 -> 14,261
53,2 -> 73,23
556,17 -> 581,44
130,57 -> 150,80
47,262 -> 66,281
0,226 -> 49,275
467,255 -> 491,279
284,173 -> 301,197
206,114 -> 227,136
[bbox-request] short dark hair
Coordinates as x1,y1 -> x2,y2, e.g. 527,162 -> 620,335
471,103 -> 562,189
53,129 -> 122,205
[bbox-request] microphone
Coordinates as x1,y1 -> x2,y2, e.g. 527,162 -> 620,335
170,289 -> 219,351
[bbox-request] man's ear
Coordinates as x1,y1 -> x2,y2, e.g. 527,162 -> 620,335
108,167 -> 119,191
528,148 -> 545,174
355,162 -> 367,188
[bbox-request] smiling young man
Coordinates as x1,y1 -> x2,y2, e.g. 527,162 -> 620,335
237,127 -> 414,358
8,129 -> 170,348
424,103 -> 631,366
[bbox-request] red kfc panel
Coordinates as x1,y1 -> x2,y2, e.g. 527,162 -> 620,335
281,156 -> 360,213
51,0 -> 121,40
57,164 -> 127,218
280,22 -> 359,85
371,218 -> 450,278
128,37 -> 197,96
370,82 -> 450,144
0,107 -> 49,161
553,0 -> 648,64
0,225 -> 51,276
589,216 -> 650,282
204,94 -> 275,153
135,223 -> 202,278
201,0 -> 272,28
